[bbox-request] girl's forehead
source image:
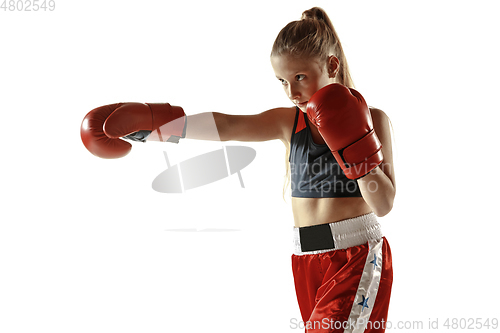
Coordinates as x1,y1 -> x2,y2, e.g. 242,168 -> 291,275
271,55 -> 320,75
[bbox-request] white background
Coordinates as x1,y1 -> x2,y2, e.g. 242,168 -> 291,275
1,0 -> 499,332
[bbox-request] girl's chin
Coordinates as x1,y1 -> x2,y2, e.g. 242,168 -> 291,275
297,102 -> 308,109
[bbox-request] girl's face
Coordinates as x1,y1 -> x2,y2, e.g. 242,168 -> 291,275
271,54 -> 336,111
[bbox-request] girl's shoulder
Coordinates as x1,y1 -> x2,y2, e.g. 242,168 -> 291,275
266,106 -> 297,145
369,107 -> 393,134
369,107 -> 390,121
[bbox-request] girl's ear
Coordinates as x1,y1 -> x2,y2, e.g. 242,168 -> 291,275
328,56 -> 340,78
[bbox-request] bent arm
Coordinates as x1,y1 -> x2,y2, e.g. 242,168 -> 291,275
358,108 -> 396,217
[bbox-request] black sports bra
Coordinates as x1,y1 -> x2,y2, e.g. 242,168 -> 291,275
289,107 -> 362,198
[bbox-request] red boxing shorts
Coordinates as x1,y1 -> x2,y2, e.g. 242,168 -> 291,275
292,213 -> 393,333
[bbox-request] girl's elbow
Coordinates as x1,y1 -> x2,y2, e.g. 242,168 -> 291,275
373,199 -> 394,217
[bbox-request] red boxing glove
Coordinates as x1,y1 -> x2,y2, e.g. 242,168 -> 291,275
306,84 -> 383,179
81,103 -> 186,159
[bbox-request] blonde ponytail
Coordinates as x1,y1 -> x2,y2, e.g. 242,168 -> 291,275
271,7 -> 354,88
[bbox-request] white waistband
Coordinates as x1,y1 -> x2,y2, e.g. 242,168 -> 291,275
293,213 -> 383,255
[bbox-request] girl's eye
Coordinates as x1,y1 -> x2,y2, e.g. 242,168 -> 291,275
278,75 -> 304,85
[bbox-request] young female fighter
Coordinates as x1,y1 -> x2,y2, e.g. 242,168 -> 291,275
81,7 -> 395,333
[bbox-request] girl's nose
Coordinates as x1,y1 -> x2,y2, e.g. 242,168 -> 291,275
287,84 -> 300,100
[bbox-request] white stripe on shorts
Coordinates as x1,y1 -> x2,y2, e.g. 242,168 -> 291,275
344,238 -> 384,333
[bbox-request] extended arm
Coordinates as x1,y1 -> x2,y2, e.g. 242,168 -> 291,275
184,108 -> 295,143
81,102 -> 294,158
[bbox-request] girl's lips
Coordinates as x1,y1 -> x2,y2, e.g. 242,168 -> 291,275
297,101 -> 308,108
